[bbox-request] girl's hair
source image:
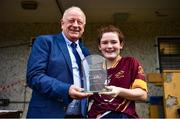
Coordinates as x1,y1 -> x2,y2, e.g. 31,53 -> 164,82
97,25 -> 124,44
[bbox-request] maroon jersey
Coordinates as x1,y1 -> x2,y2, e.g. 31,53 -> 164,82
88,57 -> 147,118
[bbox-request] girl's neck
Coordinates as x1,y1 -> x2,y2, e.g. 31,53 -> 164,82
106,55 -> 121,69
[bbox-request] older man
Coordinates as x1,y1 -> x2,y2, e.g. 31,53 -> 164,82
26,6 -> 91,118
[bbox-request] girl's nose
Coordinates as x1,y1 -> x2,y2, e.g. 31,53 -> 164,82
107,43 -> 113,48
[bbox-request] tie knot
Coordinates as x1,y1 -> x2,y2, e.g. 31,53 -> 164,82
71,42 -> 77,49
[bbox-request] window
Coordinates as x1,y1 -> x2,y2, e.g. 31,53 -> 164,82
157,37 -> 180,72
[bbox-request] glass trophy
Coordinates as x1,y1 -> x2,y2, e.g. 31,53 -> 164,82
82,54 -> 109,93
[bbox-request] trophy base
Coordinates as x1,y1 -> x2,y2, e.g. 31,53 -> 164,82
82,88 -> 111,94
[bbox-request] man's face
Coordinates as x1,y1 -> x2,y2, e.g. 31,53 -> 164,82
61,9 -> 85,42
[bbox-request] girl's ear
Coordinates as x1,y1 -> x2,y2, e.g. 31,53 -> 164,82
120,42 -> 124,49
98,45 -> 101,51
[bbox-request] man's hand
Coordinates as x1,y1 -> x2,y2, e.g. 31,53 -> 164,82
69,85 -> 93,99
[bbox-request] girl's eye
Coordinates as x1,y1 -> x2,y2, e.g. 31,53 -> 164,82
111,41 -> 117,44
101,41 -> 108,44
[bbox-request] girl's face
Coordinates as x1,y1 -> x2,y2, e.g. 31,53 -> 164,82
99,32 -> 123,60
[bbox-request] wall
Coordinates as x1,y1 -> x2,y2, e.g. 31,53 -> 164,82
0,21 -> 180,118
0,23 -> 59,117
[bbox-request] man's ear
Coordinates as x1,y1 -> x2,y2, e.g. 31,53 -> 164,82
60,19 -> 63,29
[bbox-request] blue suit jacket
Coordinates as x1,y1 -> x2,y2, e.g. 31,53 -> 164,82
26,33 -> 90,118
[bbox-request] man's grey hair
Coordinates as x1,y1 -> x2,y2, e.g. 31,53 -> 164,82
62,6 -> 86,24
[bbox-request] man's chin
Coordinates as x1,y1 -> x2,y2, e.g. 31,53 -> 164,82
70,38 -> 80,42
70,35 -> 80,39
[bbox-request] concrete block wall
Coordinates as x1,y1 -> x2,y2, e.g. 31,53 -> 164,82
0,21 -> 180,118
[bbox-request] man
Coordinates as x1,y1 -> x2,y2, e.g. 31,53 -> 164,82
26,6 -> 91,118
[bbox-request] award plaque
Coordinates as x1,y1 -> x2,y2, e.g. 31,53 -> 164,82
82,54 -> 109,93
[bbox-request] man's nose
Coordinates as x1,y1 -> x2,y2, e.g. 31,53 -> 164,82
72,20 -> 79,27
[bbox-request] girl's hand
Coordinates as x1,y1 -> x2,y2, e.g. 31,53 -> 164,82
100,86 -> 121,97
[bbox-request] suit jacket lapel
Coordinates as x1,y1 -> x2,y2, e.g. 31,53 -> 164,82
56,33 -> 90,77
56,33 -> 73,75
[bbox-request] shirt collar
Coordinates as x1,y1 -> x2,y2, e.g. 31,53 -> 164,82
62,32 -> 79,46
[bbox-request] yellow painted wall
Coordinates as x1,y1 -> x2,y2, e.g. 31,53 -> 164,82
163,72 -> 180,118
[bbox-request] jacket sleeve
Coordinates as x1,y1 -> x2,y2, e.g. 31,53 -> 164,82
26,35 -> 71,105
